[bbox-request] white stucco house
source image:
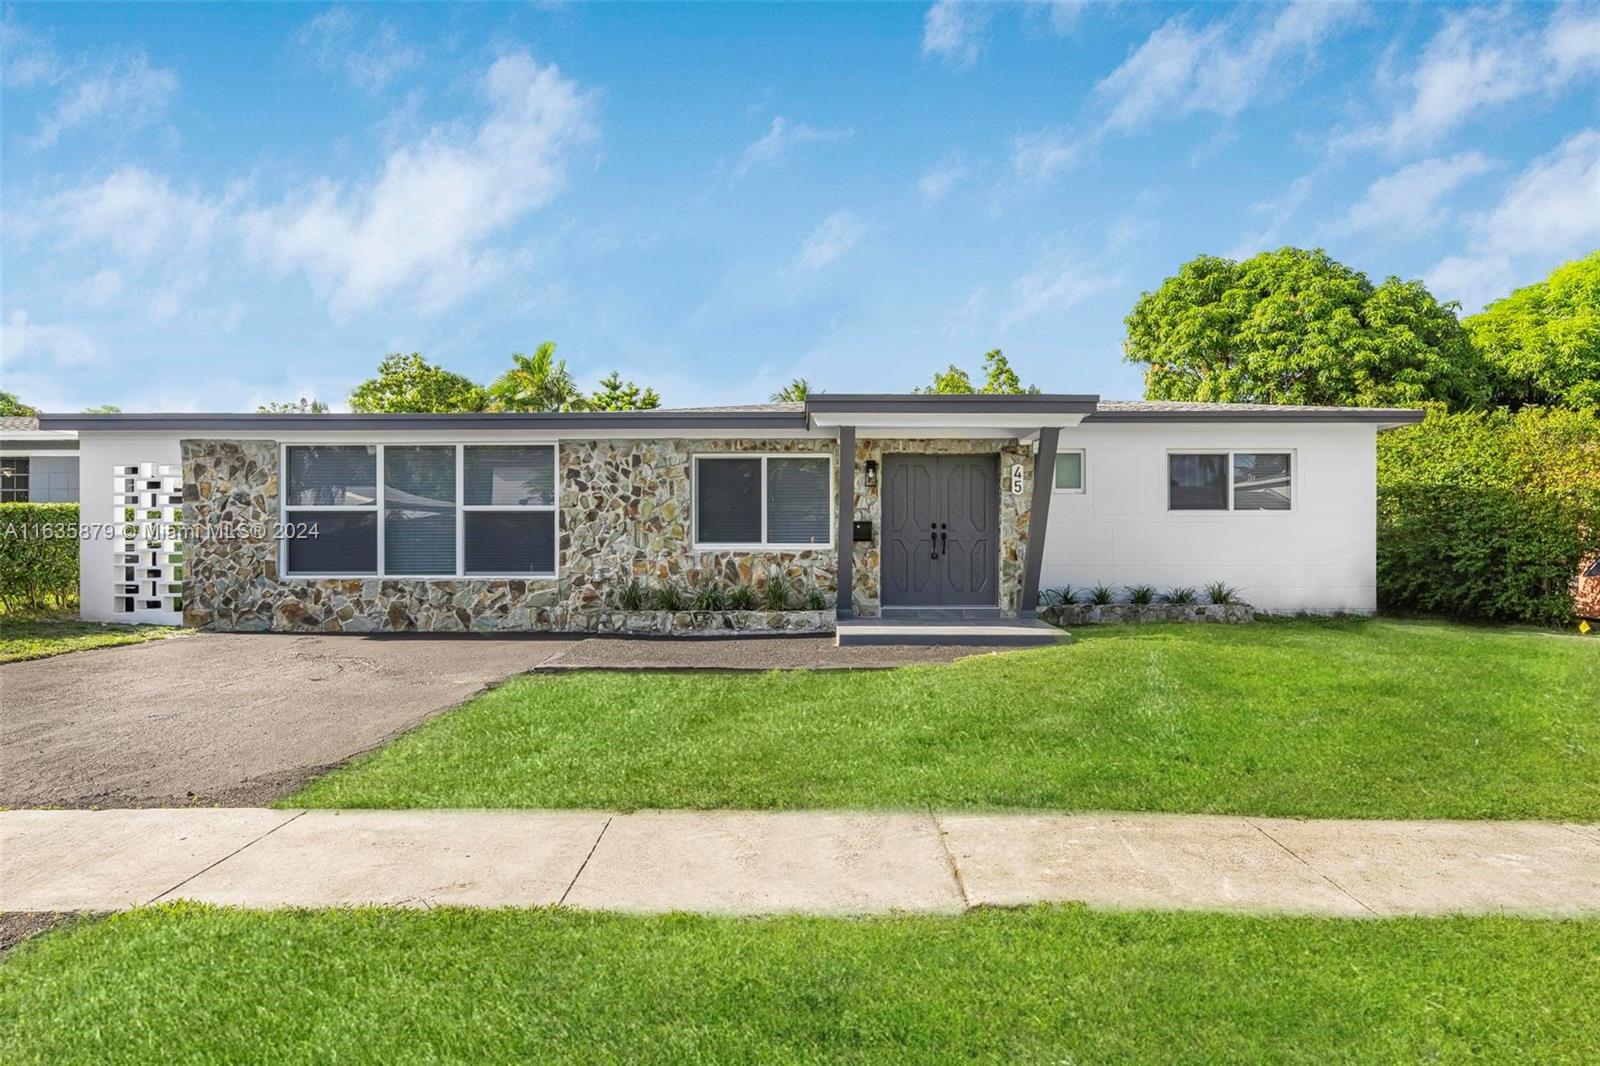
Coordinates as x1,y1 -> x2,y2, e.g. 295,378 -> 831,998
40,395 -> 1422,634
1,417 -> 79,503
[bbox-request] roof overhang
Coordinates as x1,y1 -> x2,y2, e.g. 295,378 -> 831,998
1083,408 -> 1426,431
804,394 -> 1097,436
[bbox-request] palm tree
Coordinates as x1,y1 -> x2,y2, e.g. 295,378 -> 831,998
488,341 -> 589,412
770,377 -> 813,403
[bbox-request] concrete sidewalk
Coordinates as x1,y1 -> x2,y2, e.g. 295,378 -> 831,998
3,808 -> 1596,918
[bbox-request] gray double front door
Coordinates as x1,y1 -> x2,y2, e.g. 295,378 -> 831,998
880,454 -> 1000,608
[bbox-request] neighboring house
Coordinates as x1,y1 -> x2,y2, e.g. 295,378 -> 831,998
42,396 -> 1422,629
0,417 -> 80,503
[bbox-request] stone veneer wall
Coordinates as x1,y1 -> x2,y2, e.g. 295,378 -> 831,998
181,434 -> 1036,632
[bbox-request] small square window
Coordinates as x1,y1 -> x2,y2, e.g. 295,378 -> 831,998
1054,451 -> 1084,492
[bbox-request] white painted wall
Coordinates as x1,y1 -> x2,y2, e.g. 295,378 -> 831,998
1040,422 -> 1379,613
77,434 -> 182,623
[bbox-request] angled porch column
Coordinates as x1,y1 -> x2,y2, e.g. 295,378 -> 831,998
835,425 -> 855,620
1019,426 -> 1059,618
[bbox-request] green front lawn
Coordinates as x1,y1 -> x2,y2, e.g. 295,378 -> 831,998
0,613 -> 183,663
2,905 -> 1595,1064
286,619 -> 1599,820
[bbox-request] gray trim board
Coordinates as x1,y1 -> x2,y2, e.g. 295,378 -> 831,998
37,410 -> 810,433
807,394 -> 1097,415
1083,409 -> 1424,424
835,425 -> 855,620
0,439 -> 78,451
1018,426 -> 1059,617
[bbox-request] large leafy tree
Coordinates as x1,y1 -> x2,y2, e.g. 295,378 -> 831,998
1464,251 -> 1599,412
488,342 -> 588,412
917,349 -> 1038,394
1124,248 -> 1488,410
349,353 -> 489,413
589,370 -> 661,411
0,391 -> 37,417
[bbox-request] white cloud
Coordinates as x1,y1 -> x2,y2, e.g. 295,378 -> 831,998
0,310 -> 98,368
1352,6 -> 1600,152
731,116 -> 853,182
1226,174 -> 1313,260
1425,130 -> 1600,312
793,210 -> 866,272
297,7 -> 423,92
47,167 -> 224,263
1010,126 -> 1084,182
242,51 -> 597,316
918,159 -> 967,206
29,52 -> 177,149
1025,0 -> 1088,36
922,0 -> 988,68
1334,152 -> 1497,237
1001,251 -> 1119,327
0,19 -> 60,87
1095,2 -> 1360,132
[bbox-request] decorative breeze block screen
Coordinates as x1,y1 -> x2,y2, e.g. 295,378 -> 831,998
113,463 -> 183,619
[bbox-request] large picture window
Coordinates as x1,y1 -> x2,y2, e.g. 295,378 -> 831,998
283,444 -> 557,577
1168,452 -> 1292,511
694,454 -> 831,548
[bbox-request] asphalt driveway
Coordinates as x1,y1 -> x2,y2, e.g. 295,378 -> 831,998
1,632 -> 979,808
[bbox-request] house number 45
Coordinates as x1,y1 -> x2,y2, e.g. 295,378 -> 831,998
1010,463 -> 1025,495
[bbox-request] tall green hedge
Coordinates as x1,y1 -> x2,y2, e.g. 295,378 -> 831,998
1378,408 -> 1600,626
0,502 -> 80,611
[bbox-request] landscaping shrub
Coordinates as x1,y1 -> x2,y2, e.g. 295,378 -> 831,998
691,583 -> 726,612
0,503 -> 79,611
727,584 -> 756,611
762,574 -> 792,611
1377,406 -> 1600,626
650,582 -> 684,611
616,577 -> 646,611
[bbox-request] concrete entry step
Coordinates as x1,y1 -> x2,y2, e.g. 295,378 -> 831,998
835,617 -> 1062,647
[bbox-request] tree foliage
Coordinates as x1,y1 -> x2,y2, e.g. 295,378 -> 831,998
770,377 -> 812,403
0,392 -> 37,417
349,354 -> 489,414
589,371 -> 661,411
81,405 -> 121,413
1124,248 -> 1488,410
1464,251 -> 1600,412
1377,406 -> 1600,626
258,398 -> 330,414
917,350 -> 1038,394
488,342 -> 588,413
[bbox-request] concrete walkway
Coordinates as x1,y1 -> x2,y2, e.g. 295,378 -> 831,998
4,809 -> 1597,918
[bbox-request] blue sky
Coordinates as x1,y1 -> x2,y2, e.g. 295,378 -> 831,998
2,1 -> 1597,412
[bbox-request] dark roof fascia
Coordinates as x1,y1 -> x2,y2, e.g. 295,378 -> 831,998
805,394 -> 1099,415
0,438 -> 79,451
1082,409 -> 1426,425
36,410 -> 811,433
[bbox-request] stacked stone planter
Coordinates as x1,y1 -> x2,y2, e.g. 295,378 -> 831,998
1041,603 -> 1254,626
592,610 -> 834,635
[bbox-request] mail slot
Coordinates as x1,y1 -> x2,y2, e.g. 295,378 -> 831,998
852,520 -> 873,542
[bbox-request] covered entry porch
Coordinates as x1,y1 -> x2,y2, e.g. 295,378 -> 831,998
808,394 -> 1092,646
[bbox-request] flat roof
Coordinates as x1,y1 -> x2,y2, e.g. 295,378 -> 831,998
38,395 -> 1426,432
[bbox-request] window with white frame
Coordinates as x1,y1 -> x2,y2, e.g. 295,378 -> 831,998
1053,449 -> 1085,492
283,444 -> 557,577
1168,451 -> 1292,511
693,454 -> 831,548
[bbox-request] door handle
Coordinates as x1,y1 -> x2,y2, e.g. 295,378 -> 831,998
930,525 -> 939,559
940,524 -> 947,554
